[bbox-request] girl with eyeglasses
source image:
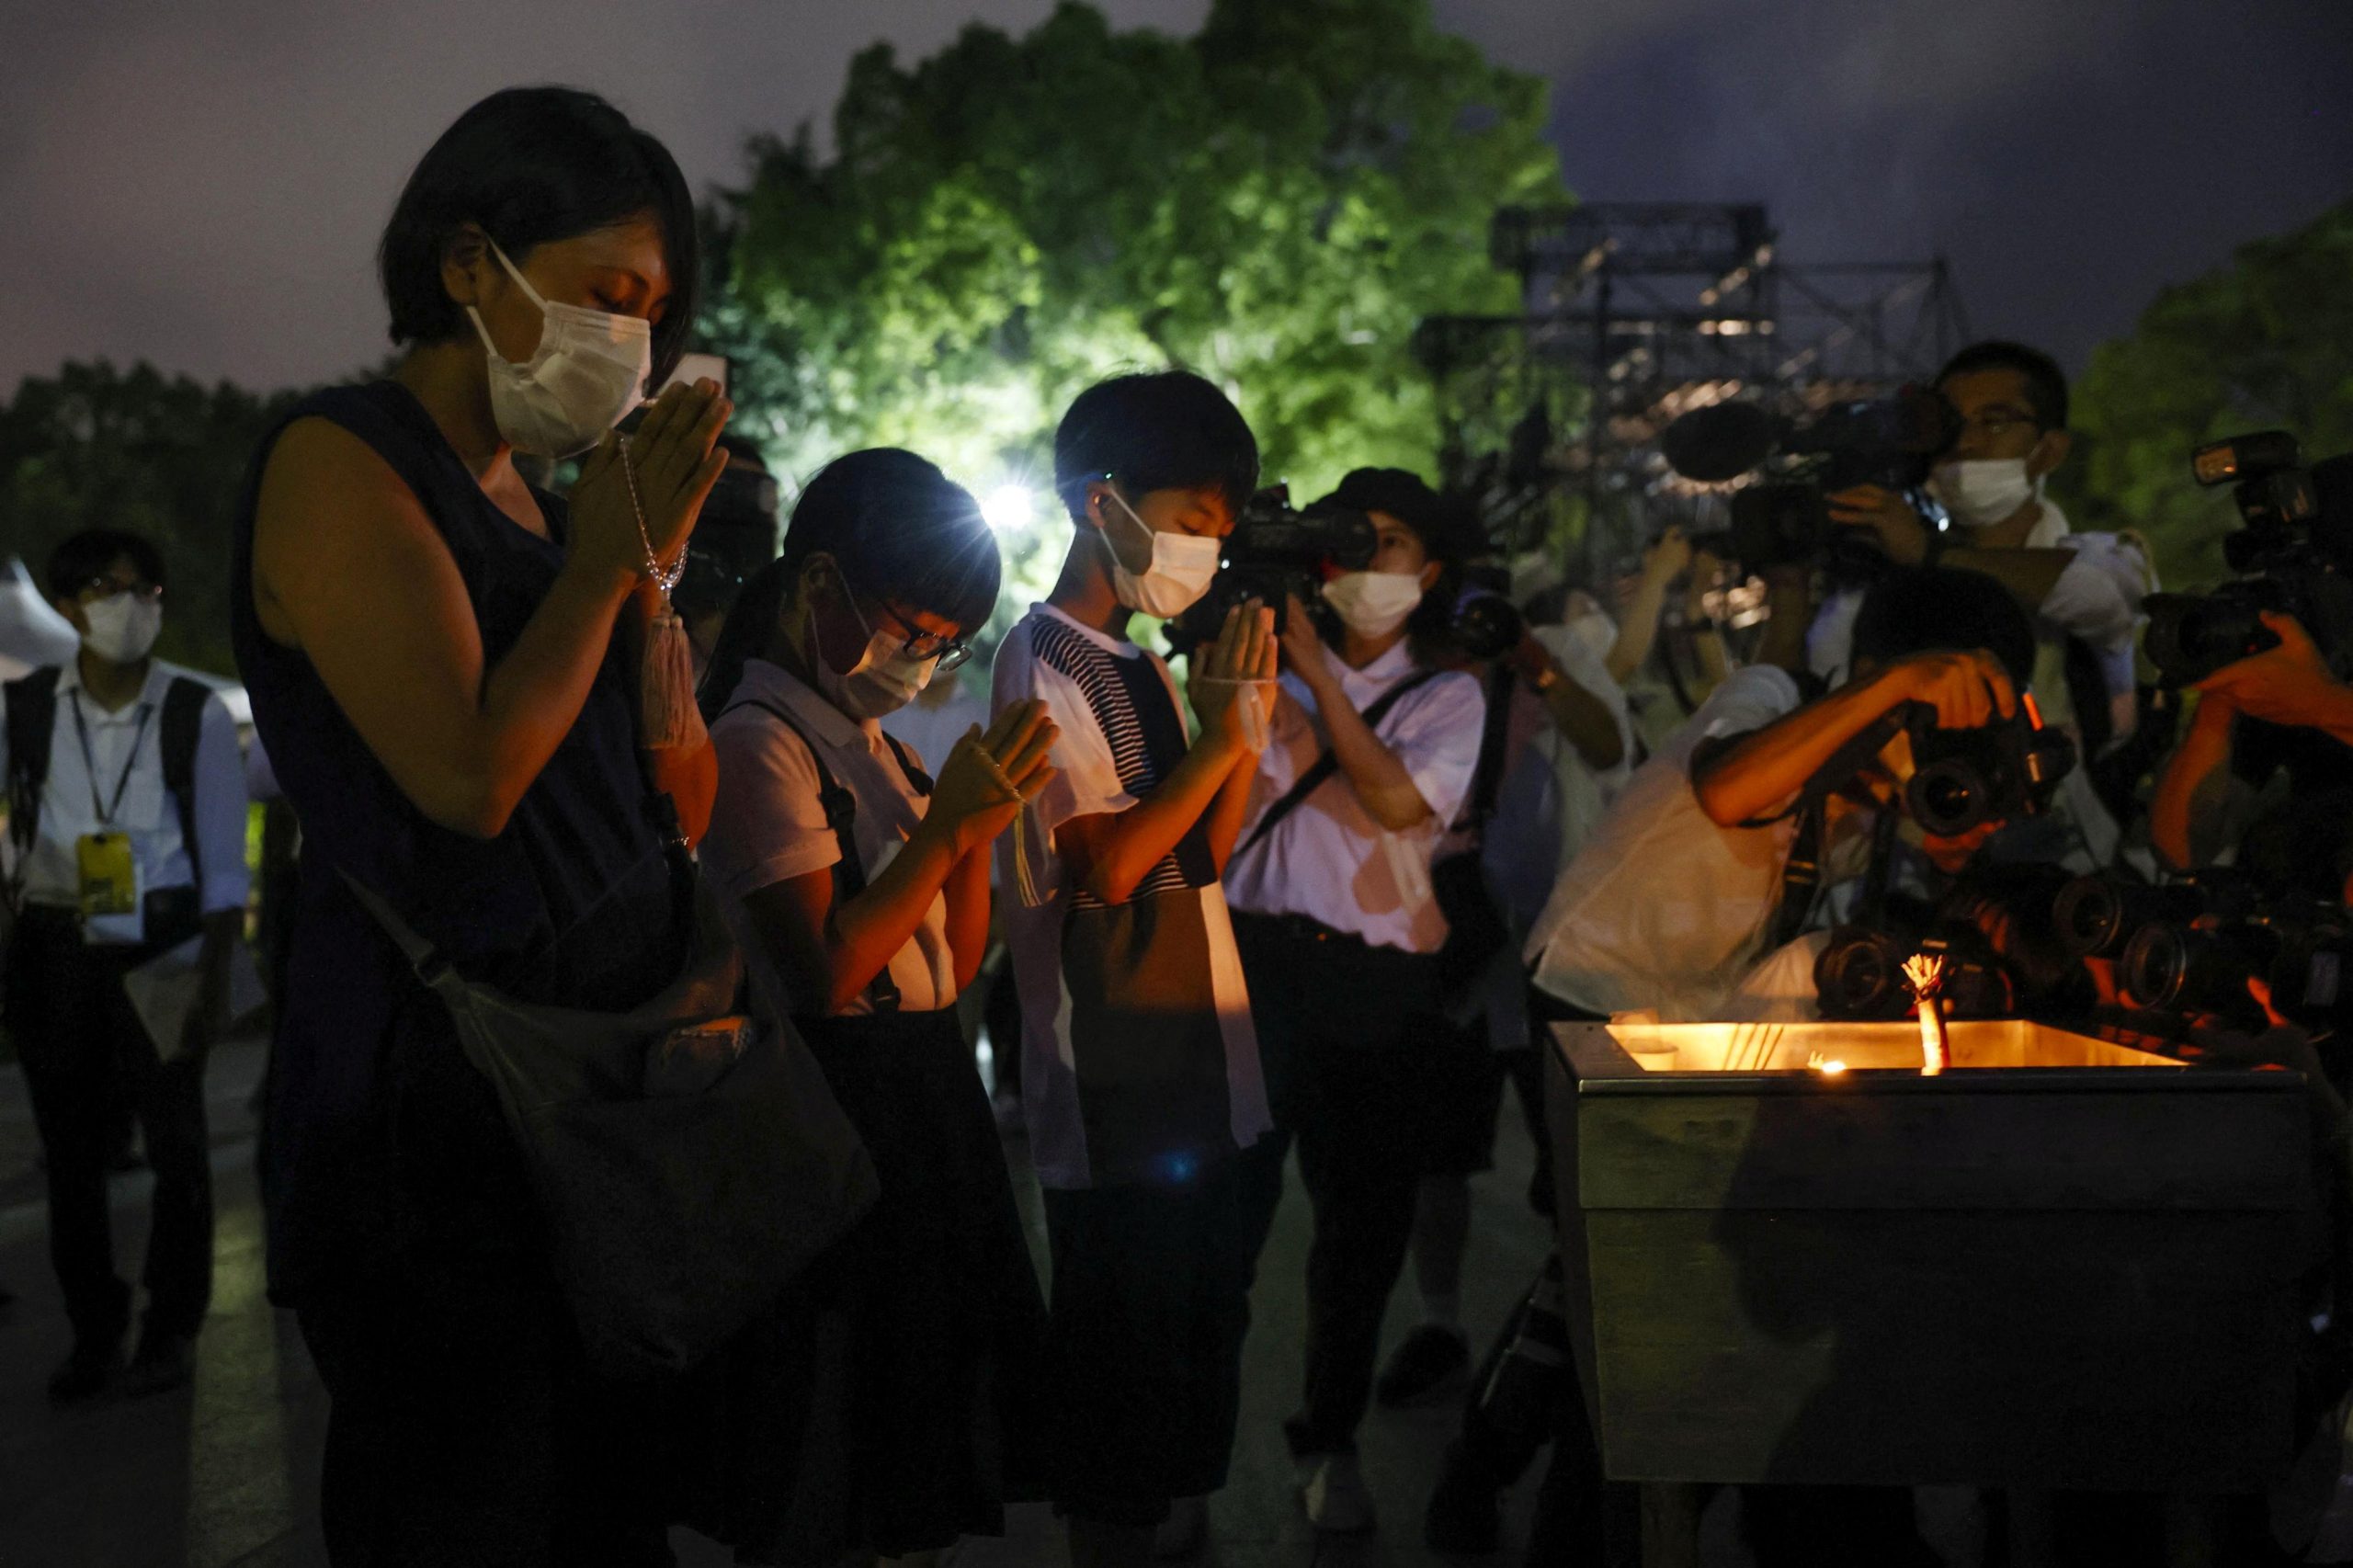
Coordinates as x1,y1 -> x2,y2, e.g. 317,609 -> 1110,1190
691,447 -> 1055,1565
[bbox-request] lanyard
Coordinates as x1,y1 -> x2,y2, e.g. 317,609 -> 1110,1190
68,690 -> 154,828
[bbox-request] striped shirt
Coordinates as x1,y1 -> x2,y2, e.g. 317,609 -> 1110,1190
990,604 -> 1270,1190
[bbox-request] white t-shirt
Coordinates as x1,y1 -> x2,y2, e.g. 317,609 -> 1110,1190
1224,640 -> 1485,955
704,659 -> 956,1017
990,604 -> 1270,1191
1525,664 -> 1872,1020
2,658 -> 250,943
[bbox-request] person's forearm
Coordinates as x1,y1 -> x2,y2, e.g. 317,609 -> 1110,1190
1063,733 -> 1251,903
1205,747 -> 1260,872
444,563 -> 639,836
1691,667 -> 1907,826
1608,578 -> 1673,684
1308,673 -> 1434,831
1938,546 -> 2071,613
2150,707 -> 2236,872
818,820 -> 965,1012
1690,619 -> 1732,686
1537,669 -> 1625,771
945,846 -> 992,995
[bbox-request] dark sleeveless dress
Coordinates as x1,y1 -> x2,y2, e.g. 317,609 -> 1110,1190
232,381 -> 686,1298
231,381 -> 691,1564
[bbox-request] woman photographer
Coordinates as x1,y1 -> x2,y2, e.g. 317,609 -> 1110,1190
1222,468 -> 1490,1532
690,449 -> 1054,1564
235,88 -> 728,1564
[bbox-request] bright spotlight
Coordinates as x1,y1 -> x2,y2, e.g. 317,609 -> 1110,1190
982,483 -> 1033,533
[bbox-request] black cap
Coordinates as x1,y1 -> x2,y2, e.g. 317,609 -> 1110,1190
1321,468 -> 1487,562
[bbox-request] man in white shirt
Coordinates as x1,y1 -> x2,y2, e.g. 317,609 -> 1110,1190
1529,567 -> 2040,1023
2,530 -> 249,1403
1812,340 -> 2154,864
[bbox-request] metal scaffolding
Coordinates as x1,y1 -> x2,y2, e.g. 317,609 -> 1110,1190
1416,202 -> 1971,576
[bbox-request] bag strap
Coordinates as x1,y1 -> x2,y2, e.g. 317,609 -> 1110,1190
1237,667 -> 1443,860
726,696 -> 902,1014
880,733 -> 935,798
159,677 -> 210,892
1452,664 -> 1516,835
1751,705 -> 1912,949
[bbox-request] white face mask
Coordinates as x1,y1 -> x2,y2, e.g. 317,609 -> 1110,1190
810,584 -> 939,722
1103,491 -> 1222,619
1322,570 -> 1426,639
82,593 -> 163,665
1929,458 -> 2040,529
465,238 -> 652,459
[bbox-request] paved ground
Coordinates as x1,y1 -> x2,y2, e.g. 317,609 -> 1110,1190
0,1036 -> 1561,1568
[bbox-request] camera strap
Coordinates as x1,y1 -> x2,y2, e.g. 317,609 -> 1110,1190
1755,705 -> 1911,951
1236,669 -> 1442,860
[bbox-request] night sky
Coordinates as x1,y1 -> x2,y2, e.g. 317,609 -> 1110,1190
1,0 -> 2345,399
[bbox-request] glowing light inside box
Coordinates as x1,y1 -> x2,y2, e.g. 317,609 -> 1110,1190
1806,1053 -> 1848,1075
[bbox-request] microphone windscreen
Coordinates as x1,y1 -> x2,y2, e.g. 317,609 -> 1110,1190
1659,401 -> 1779,483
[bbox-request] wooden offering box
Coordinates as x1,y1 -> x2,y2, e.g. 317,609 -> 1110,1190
1547,1018 -> 2322,1492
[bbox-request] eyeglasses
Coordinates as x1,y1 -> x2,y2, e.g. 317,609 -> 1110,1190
77,576 -> 164,604
843,573 -> 972,673
1951,406 -> 2044,443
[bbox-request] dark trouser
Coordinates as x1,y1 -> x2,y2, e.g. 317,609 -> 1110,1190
1233,912 -> 1446,1458
5,904 -> 213,1346
298,1251 -> 675,1568
1042,1154 -> 1260,1528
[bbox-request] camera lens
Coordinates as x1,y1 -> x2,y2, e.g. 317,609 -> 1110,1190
1907,759 -> 1982,838
2120,924 -> 2190,1010
2053,876 -> 2126,958
1813,931 -> 1907,1019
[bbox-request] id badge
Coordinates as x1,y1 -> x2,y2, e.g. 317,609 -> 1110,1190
76,832 -> 147,944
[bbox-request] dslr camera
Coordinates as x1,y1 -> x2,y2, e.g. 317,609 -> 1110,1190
1448,564 -> 1526,661
1901,698 -> 2076,838
2141,432 -> 2353,686
1659,388 -> 1959,574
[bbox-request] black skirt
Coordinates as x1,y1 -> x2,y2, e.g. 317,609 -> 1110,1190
682,1006 -> 1048,1563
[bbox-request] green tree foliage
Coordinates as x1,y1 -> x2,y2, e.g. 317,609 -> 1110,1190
705,0 -> 1563,601
0,360 -> 301,676
2060,199 -> 2353,591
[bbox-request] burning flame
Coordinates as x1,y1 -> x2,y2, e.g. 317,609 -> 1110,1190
1806,1052 -> 1848,1075
1904,953 -> 1949,1076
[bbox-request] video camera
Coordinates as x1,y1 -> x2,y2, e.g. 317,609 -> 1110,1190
2141,432 -> 2353,686
1659,388 -> 1958,573
1901,697 -> 2076,838
1169,484 -> 1377,645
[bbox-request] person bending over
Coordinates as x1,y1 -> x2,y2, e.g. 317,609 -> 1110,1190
1814,340 -> 2152,862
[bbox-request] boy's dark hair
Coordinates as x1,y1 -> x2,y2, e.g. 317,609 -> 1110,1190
379,86 -> 699,385
47,529 -> 165,601
1852,567 -> 2037,688
1053,371 -> 1259,520
1938,339 -> 2069,432
700,449 -> 1000,719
